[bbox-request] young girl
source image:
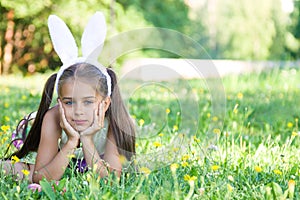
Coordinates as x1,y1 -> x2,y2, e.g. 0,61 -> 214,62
1,12 -> 135,183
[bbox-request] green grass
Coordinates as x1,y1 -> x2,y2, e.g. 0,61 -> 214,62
0,67 -> 299,199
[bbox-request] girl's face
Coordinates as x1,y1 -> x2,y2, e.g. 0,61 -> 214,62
59,79 -> 103,132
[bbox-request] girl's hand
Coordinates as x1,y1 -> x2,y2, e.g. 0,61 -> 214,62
80,101 -> 105,138
58,99 -> 80,146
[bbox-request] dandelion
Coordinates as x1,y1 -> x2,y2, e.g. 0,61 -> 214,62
288,180 -> 295,188
254,166 -> 262,173
21,169 -> 30,176
4,102 -> 9,108
181,154 -> 190,161
181,161 -> 189,167
183,174 -> 197,182
193,135 -> 200,143
212,116 -> 218,121
237,92 -> 243,99
153,141 -> 162,148
135,143 -> 139,147
213,128 -> 221,135
131,115 -> 136,119
170,163 -> 179,173
207,113 -> 211,118
11,155 -> 20,164
273,169 -> 282,175
173,125 -> 178,132
287,122 -> 293,128
158,133 -> 164,137
138,119 -> 145,126
227,184 -> 233,192
211,165 -> 220,171
166,108 -> 170,114
4,116 -> 10,122
139,167 -> 151,176
1,125 -> 10,132
292,131 -> 298,137
67,154 -> 75,159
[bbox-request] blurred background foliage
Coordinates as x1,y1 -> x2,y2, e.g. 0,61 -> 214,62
0,0 -> 300,75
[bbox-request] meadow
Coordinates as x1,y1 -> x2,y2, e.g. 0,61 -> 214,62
0,67 -> 299,199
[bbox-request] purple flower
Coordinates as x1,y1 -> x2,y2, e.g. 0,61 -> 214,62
77,159 -> 88,173
28,183 -> 42,192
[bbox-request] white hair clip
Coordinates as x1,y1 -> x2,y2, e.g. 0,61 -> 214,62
48,11 -> 111,96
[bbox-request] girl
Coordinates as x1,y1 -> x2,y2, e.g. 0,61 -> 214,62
1,12 -> 135,183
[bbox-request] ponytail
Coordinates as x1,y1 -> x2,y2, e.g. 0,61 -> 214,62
106,69 -> 136,161
7,73 -> 57,159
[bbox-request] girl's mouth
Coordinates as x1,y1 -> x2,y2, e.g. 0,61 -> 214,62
73,120 -> 87,125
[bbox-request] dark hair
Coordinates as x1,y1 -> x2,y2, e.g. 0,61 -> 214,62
7,63 -> 135,161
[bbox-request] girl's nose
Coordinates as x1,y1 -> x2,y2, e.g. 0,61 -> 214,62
74,103 -> 84,115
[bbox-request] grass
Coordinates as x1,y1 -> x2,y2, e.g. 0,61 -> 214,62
0,67 -> 299,199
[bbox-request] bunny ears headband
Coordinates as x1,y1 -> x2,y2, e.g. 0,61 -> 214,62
48,12 -> 111,96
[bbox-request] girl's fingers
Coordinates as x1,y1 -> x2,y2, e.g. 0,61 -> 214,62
98,101 -> 104,128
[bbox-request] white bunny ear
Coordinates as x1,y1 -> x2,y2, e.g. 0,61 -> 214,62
81,12 -> 107,59
48,15 -> 78,64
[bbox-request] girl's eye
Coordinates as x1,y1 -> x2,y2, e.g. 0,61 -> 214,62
65,101 -> 73,105
84,101 -> 94,105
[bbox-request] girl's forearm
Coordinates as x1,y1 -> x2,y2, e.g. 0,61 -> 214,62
80,136 -> 108,177
33,141 -> 76,183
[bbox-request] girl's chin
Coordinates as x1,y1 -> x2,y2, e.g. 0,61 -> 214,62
72,125 -> 89,132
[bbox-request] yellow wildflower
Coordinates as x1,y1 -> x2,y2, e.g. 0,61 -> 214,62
139,167 -> 151,176
1,125 -> 10,132
4,102 -> 9,108
173,125 -> 178,131
4,116 -> 10,122
11,155 -> 20,164
138,119 -> 145,126
288,179 -> 296,188
237,92 -> 243,99
158,133 -> 164,137
193,135 -> 200,143
181,161 -> 189,167
212,116 -> 218,122
67,154 -> 75,159
153,141 -> 162,148
254,166 -> 262,173
227,184 -> 233,192
21,169 -> 30,176
21,95 -> 27,100
183,174 -> 197,182
213,128 -> 221,135
166,108 -> 170,114
181,154 -> 190,161
135,143 -> 139,147
287,122 -> 293,128
170,163 -> 179,172
207,113 -> 211,118
211,165 -> 220,171
273,169 -> 282,175
292,131 -> 298,137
